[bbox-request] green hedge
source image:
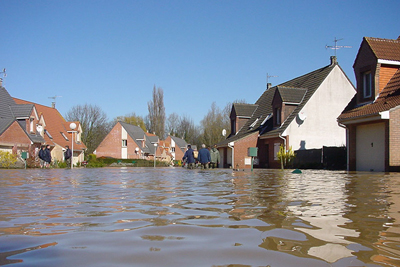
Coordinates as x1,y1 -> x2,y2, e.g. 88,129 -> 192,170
87,155 -> 168,168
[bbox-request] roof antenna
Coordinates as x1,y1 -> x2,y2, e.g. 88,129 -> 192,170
0,68 -> 6,87
48,95 -> 62,108
325,37 -> 352,57
266,73 -> 278,90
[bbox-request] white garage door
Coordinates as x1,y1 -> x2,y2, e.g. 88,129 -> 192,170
356,123 -> 385,172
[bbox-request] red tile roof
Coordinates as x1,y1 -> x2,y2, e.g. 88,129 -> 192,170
365,36 -> 400,61
13,98 -> 86,150
338,68 -> 400,121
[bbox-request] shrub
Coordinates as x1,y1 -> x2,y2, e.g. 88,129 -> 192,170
0,151 -> 17,168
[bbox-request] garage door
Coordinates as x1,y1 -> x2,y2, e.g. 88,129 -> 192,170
356,123 -> 385,172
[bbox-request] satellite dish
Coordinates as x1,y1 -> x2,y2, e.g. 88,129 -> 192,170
222,129 -> 227,137
298,111 -> 307,121
135,147 -> 139,152
36,125 -> 43,133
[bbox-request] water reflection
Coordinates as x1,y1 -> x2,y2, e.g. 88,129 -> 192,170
0,168 -> 400,266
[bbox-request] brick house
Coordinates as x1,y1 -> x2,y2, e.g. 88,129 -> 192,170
338,36 -> 400,172
13,98 -> 86,166
219,56 -> 356,169
94,121 -> 158,160
0,84 -> 44,164
164,135 -> 188,162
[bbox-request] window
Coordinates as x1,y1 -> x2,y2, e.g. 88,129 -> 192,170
122,139 -> 127,147
363,71 -> 372,98
30,119 -> 34,133
45,130 -> 53,139
275,107 -> 281,125
171,147 -> 175,152
61,132 -> 69,141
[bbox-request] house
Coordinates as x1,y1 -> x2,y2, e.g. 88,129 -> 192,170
13,98 -> 86,166
94,121 -> 158,160
0,83 -> 45,165
164,135 -> 188,162
218,56 -> 356,169
338,36 -> 400,172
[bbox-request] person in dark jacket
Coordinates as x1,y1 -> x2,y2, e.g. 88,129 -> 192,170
64,145 -> 72,168
182,145 -> 195,169
38,145 -> 46,168
44,145 -> 52,168
198,144 -> 211,169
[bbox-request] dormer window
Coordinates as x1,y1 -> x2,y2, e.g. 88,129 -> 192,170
362,71 -> 372,98
275,107 -> 281,125
30,118 -> 34,133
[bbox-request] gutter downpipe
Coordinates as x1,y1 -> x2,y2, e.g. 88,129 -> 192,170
228,142 -> 234,169
279,133 -> 286,149
338,122 -> 349,171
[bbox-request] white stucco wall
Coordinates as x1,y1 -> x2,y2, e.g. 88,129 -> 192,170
286,66 -> 356,150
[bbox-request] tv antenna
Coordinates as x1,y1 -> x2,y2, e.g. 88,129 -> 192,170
0,68 -> 6,78
266,73 -> 278,89
48,95 -> 62,108
326,37 -> 352,57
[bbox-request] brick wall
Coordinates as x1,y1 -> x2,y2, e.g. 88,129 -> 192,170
95,123 -> 122,158
0,121 -> 32,147
390,107 -> 400,168
348,125 -> 357,171
234,132 -> 258,169
379,65 -> 398,93
95,122 -> 142,159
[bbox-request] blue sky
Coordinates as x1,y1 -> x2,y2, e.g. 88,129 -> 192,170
1,0 -> 399,126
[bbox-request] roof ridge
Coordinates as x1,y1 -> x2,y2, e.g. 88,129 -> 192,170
366,36 -> 400,43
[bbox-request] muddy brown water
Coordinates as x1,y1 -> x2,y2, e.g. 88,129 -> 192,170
1,168 -> 400,267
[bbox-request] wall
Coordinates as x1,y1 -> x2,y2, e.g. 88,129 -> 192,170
0,121 -> 32,148
390,107 -> 400,169
233,132 -> 258,169
285,66 -> 355,150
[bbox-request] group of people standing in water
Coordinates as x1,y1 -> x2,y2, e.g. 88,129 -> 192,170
182,144 -> 220,169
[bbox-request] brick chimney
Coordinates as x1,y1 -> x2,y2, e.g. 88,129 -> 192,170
330,56 -> 337,65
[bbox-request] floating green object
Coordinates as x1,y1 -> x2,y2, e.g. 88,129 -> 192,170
292,169 -> 302,174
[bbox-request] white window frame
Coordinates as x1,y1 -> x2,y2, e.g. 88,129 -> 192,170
363,71 -> 372,98
122,139 -> 127,147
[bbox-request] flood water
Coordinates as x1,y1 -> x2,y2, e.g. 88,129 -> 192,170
1,168 -> 400,267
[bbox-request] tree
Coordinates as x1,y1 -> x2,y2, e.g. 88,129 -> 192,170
147,85 -> 166,138
176,115 -> 200,146
114,112 -> 146,131
65,104 -> 111,154
200,102 -> 226,146
222,99 -> 247,137
166,112 -> 180,136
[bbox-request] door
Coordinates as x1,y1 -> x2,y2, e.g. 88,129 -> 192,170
356,123 -> 385,172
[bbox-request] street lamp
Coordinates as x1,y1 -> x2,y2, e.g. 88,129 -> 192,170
70,122 -> 77,169
154,143 -> 157,168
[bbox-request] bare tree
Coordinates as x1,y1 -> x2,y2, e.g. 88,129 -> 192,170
65,104 -> 111,154
176,115 -> 200,146
200,102 -> 226,146
147,85 -> 166,138
113,112 -> 146,131
166,112 -> 180,136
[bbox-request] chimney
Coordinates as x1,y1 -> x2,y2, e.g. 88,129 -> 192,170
266,83 -> 272,90
330,56 -> 337,65
0,78 -> 2,87
51,102 -> 56,108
